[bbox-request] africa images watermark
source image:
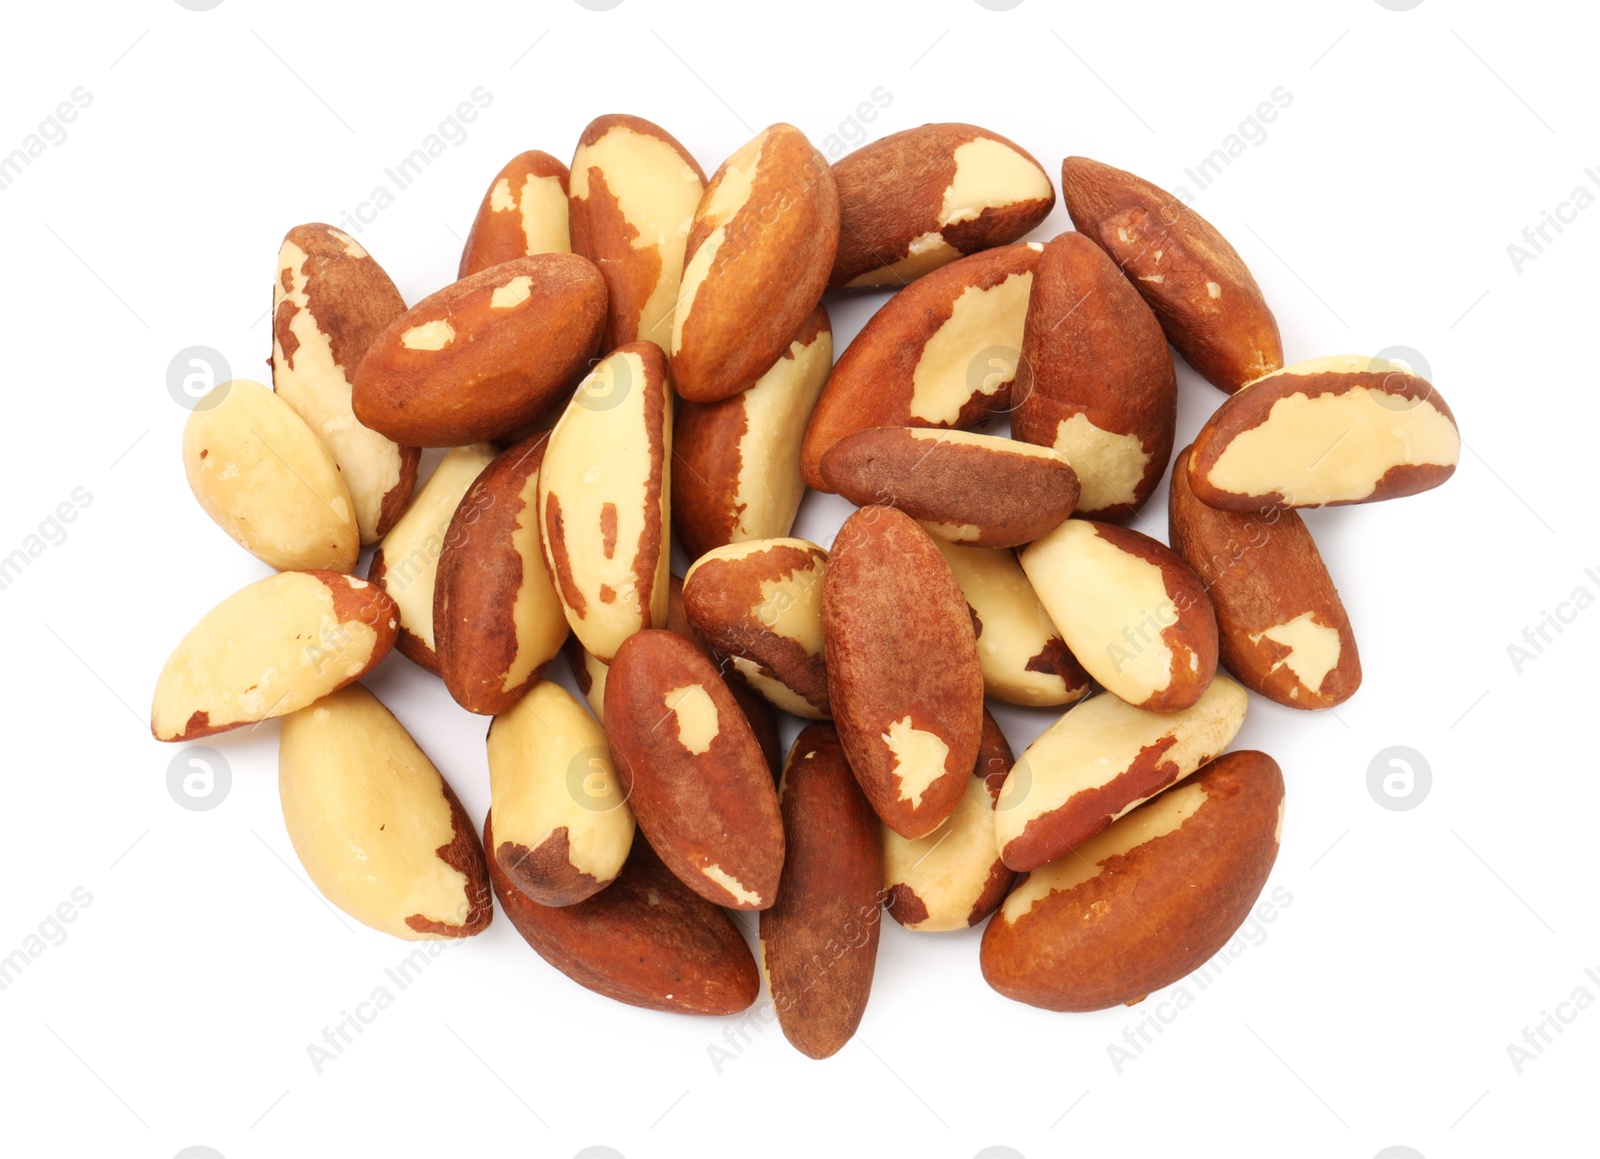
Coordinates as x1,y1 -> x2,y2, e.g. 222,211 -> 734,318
1505,563 -> 1600,674
1504,964 -> 1600,1075
0,87 -> 93,194
305,939 -> 455,1073
1171,87 -> 1294,204
1506,167 -> 1600,273
0,486 -> 94,594
0,886 -> 94,994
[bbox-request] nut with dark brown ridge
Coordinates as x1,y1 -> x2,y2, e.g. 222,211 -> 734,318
459,150 -> 571,277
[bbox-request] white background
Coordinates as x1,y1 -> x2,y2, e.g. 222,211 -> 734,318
0,1 -> 1592,1156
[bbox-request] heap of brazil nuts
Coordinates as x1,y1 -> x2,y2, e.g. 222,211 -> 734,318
152,116 -> 1461,1060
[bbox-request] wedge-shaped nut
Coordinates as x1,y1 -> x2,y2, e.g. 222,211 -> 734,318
671,123 -> 839,403
673,307 -> 832,560
569,114 -> 707,352
488,826 -> 758,1015
459,150 -> 571,277
539,343 -> 671,662
434,434 -> 567,714
279,683 -> 492,940
152,571 -> 398,741
823,506 -> 983,839
1169,446 -> 1360,708
1020,519 -> 1217,713
983,749 -> 1283,1011
820,427 -> 1078,548
273,223 -> 417,544
1187,355 -> 1460,510
486,680 -> 634,906
183,380 -> 358,572
931,539 -> 1090,707
993,676 -> 1247,872
353,253 -> 607,446
604,630 -> 784,909
1061,156 -> 1282,393
1013,231 -> 1176,519
370,443 -> 497,673
831,123 -> 1054,290
801,243 -> 1042,489
882,710 -> 1015,931
682,538 -> 830,719
762,726 -> 881,1059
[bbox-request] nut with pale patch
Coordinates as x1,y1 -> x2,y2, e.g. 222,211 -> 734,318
830,122 -> 1054,290
800,242 -> 1043,490
272,223 -> 417,544
819,427 -> 1079,548
278,683 -> 492,940
151,570 -> 399,741
823,505 -> 984,839
1186,355 -> 1460,511
671,123 -> 839,403
681,537 -> 830,719
539,343 -> 671,663
182,379 -> 359,572
672,307 -> 832,561
353,253 -> 607,446
459,150 -> 571,277
981,749 -> 1283,1011
486,680 -> 634,906
1169,445 -> 1360,709
1012,231 -> 1176,519
882,709 -> 1015,931
761,725 -> 881,1059
569,114 -> 707,352
434,434 -> 569,714
369,443 -> 497,673
1061,156 -> 1283,393
930,539 -> 1090,707
603,630 -> 784,909
1020,519 -> 1218,713
992,675 -> 1248,872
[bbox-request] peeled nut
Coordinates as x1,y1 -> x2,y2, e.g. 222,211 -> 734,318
459,150 -> 571,277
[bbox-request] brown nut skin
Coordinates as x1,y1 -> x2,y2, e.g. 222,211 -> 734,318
800,242 -> 1043,490
823,506 -> 984,839
671,123 -> 839,403
1012,231 -> 1176,520
820,427 -> 1079,549
761,725 -> 882,1059
829,122 -> 1054,290
1060,156 -> 1282,394
458,150 -> 571,277
981,749 -> 1284,1012
603,630 -> 785,909
1169,446 -> 1360,709
353,253 -> 607,446
487,818 -> 760,1016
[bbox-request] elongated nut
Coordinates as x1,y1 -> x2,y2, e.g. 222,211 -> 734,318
183,380 -> 359,572
278,684 -> 492,940
982,750 -> 1283,1011
459,150 -> 571,277
882,709 -> 1015,931
1186,355 -> 1460,510
486,680 -> 634,906
681,538 -> 830,719
569,114 -> 707,352
993,676 -> 1248,872
1013,231 -> 1176,519
369,443 -> 497,673
273,223 -> 417,544
1020,519 -> 1218,713
152,571 -> 398,741
1061,156 -> 1282,393
538,343 -> 672,662
434,434 -> 568,714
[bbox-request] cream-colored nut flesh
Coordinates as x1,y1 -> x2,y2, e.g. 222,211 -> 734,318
992,677 -> 1247,856
182,380 -> 358,572
500,467 -> 568,694
273,233 -> 408,544
151,572 -> 386,740
726,324 -> 834,542
1047,413 -> 1151,513
883,716 -> 951,808
702,864 -> 762,908
575,647 -> 610,723
1248,611 -> 1342,700
486,680 -> 633,889
374,444 -> 496,658
907,270 -> 1034,424
931,540 -> 1085,706
279,684 -> 478,940
730,655 -> 820,719
670,137 -> 764,358
881,776 -> 1001,931
682,538 -> 828,657
492,171 -> 571,255
664,683 -> 721,754
846,231 -> 961,289
939,137 -> 1054,226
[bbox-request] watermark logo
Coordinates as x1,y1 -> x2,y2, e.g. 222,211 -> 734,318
576,354 -> 633,412
1374,0 -> 1424,10
168,747 -> 232,812
1505,966 -> 1599,1074
567,746 -> 629,811
174,0 -> 225,9
167,346 -> 232,411
1506,564 -> 1599,674
1367,746 -> 1430,811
